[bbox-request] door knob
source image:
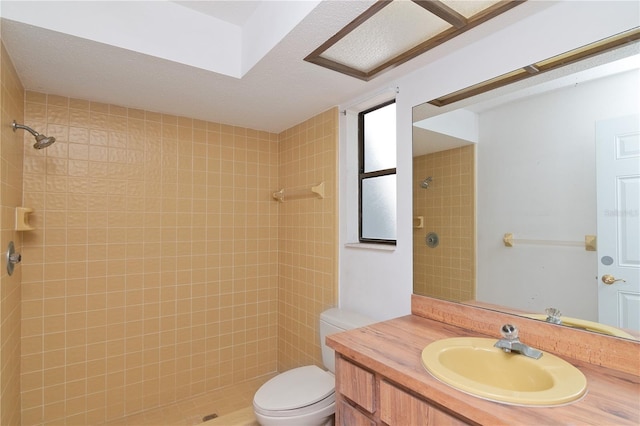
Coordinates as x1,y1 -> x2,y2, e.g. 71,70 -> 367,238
601,274 -> 626,285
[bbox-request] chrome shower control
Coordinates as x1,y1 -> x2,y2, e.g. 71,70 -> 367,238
6,241 -> 21,276
425,232 -> 439,248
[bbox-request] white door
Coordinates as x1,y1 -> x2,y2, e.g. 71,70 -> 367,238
596,114 -> 640,332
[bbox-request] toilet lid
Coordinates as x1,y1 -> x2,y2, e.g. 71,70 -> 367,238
254,365 -> 335,412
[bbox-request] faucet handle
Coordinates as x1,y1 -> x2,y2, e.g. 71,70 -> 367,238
500,324 -> 519,340
545,307 -> 562,324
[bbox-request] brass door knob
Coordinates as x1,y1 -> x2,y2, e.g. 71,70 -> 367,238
602,274 -> 626,285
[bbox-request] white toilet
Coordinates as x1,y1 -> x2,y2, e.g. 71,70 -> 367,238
253,308 -> 375,426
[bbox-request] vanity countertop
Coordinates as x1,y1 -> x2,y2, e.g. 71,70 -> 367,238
327,314 -> 640,425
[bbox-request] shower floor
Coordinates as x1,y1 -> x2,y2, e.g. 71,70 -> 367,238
106,375 -> 274,426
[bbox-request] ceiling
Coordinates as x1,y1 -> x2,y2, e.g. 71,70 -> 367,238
0,0 -> 529,133
172,1 -> 262,26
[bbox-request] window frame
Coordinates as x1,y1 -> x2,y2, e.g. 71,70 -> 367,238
358,99 -> 397,245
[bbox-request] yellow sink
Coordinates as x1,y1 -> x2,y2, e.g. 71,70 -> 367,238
421,337 -> 587,406
524,314 -> 635,339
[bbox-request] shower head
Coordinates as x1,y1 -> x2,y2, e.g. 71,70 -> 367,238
12,120 -> 56,149
420,176 -> 433,189
33,134 -> 57,150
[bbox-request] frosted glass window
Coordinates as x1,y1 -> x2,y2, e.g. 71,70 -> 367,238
363,102 -> 396,172
362,175 -> 397,241
359,100 -> 397,244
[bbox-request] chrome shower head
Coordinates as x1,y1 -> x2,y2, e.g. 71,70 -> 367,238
420,176 -> 433,189
33,134 -> 56,149
12,120 -> 56,149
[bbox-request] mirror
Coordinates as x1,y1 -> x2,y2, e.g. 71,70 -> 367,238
412,40 -> 640,339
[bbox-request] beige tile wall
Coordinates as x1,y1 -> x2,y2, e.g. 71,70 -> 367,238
277,109 -> 338,372
19,92 -> 291,424
413,145 -> 475,302
17,91 -> 339,425
0,41 -> 25,426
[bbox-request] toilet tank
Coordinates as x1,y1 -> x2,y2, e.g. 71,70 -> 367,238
319,308 -> 375,373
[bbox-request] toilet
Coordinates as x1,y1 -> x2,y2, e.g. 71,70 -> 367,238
253,308 -> 375,426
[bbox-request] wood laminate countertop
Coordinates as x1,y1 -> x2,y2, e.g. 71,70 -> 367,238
327,314 -> 640,425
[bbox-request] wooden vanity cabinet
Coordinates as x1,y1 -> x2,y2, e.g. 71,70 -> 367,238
336,356 -> 376,413
335,355 -> 468,426
338,399 -> 377,426
379,380 -> 467,425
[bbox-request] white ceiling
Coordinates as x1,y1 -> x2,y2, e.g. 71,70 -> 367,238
0,0 -> 527,133
172,1 -> 262,26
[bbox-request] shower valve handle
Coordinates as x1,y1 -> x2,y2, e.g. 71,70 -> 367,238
8,252 -> 21,264
5,241 -> 20,276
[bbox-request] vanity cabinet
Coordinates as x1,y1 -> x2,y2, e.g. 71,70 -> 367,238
335,356 -> 376,413
379,380 -> 466,425
338,399 -> 377,426
328,303 -> 640,426
335,356 -> 468,425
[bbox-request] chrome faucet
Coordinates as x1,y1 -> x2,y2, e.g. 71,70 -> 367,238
494,324 -> 542,359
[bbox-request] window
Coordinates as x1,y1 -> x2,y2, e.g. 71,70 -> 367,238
358,100 -> 397,244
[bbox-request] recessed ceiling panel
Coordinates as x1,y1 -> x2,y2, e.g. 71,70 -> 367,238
305,0 -> 526,81
445,0 -> 503,18
321,1 -> 450,73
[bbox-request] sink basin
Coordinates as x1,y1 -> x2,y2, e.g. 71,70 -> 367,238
524,314 -> 635,339
421,337 -> 587,406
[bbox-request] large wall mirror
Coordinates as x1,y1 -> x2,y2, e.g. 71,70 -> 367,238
412,37 -> 640,340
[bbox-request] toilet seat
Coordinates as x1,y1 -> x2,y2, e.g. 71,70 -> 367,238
253,365 -> 335,418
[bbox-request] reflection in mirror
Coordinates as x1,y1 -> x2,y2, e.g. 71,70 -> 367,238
412,132 -> 475,301
413,40 -> 640,340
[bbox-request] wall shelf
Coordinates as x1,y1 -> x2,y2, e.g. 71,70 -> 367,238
273,182 -> 325,202
15,207 -> 35,231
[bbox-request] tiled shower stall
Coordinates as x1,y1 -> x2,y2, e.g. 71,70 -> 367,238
0,40 -> 338,425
